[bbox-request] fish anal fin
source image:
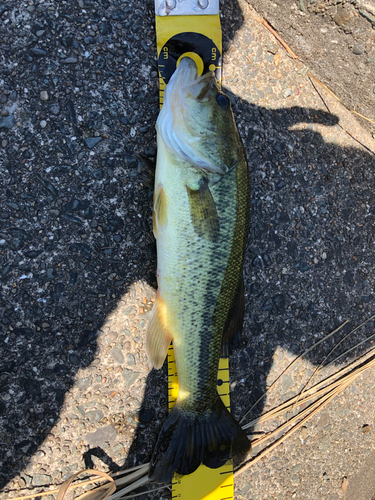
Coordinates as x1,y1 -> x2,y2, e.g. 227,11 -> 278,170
187,179 -> 220,242
221,278 -> 245,357
146,293 -> 171,369
153,185 -> 167,238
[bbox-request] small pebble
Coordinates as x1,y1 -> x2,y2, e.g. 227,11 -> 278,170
31,48 -> 47,56
144,146 -> 156,157
33,473 -> 52,486
352,43 -> 364,55
40,91 -> 49,101
85,425 -> 117,446
0,115 -> 15,129
267,43 -> 279,54
110,347 -> 125,365
18,477 -> 26,488
49,103 -> 60,115
69,353 -> 80,366
40,120 -> 47,128
85,137 -> 102,148
341,477 -> 348,493
126,353 -> 136,366
63,57 -> 78,64
86,409 -> 104,424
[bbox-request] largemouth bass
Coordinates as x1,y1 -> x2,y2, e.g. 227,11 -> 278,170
146,57 -> 251,483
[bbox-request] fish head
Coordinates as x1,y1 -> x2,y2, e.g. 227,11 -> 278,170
157,57 -> 240,177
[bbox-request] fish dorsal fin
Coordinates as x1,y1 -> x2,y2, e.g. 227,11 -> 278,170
186,178 -> 220,242
146,293 -> 172,369
153,185 -> 167,238
221,278 -> 245,357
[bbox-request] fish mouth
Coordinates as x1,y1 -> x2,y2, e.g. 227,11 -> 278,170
171,57 -> 199,87
171,57 -> 214,97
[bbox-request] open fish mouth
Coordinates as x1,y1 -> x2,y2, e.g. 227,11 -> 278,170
169,57 -> 215,99
169,56 -> 200,89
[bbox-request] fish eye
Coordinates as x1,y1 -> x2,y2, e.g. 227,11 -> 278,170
216,94 -> 230,110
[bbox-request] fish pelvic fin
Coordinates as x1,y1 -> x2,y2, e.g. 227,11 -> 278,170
145,293 -> 172,369
148,394 -> 251,484
186,178 -> 220,242
137,154 -> 155,190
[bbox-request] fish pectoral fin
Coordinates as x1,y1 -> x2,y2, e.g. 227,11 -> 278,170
146,296 -> 172,369
153,185 -> 167,238
187,178 -> 220,242
221,277 -> 245,357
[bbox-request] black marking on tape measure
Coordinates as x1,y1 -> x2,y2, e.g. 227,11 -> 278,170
158,32 -> 221,85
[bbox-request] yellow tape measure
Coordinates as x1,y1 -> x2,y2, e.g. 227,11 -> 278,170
155,8 -> 233,498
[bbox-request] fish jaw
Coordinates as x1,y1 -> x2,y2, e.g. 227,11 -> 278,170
156,58 -> 229,175
156,57 -> 204,170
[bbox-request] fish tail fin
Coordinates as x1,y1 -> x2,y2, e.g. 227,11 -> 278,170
148,394 -> 251,484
